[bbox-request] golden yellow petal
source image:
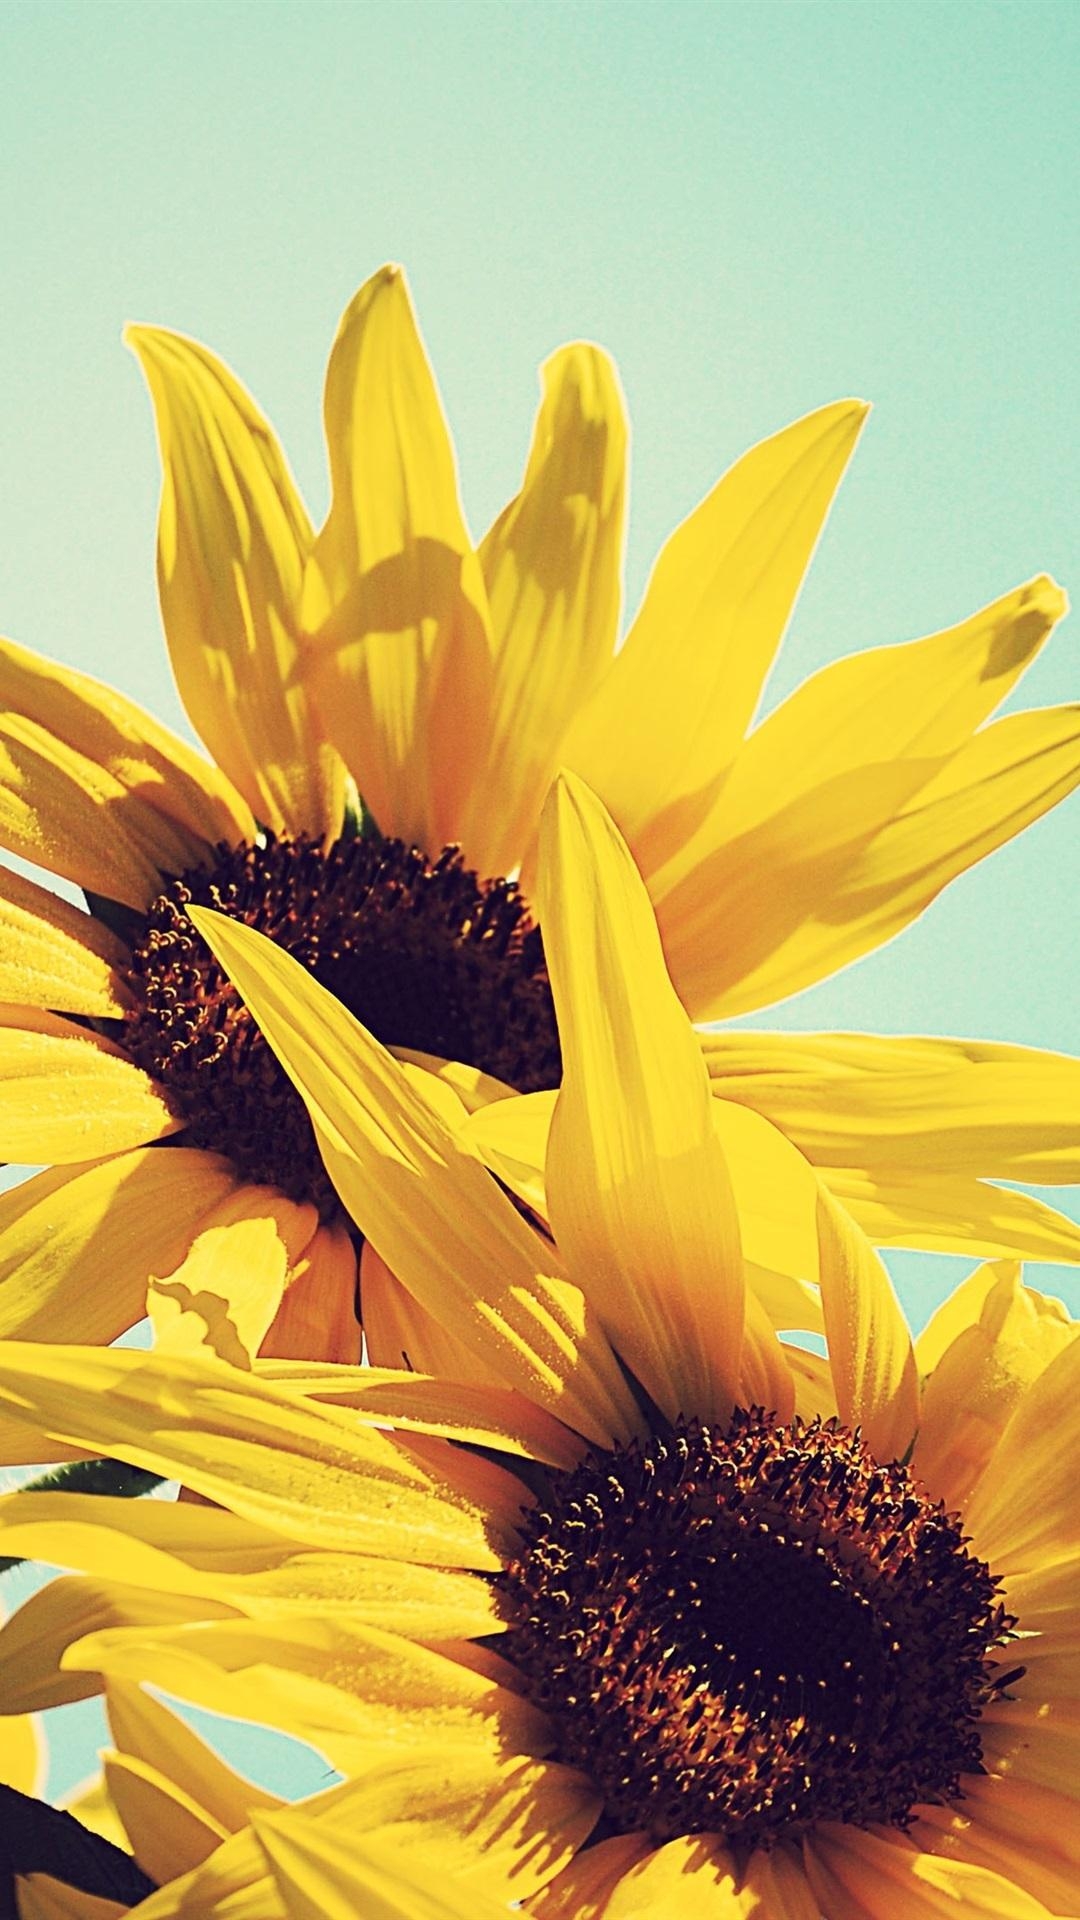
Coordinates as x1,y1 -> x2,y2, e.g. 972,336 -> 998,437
805,1820 -> 1063,1918
538,770 -> 748,1423
662,689 -> 1080,1025
105,1681 -> 283,1833
104,1751 -> 229,1880
562,400 -> 868,879
916,1265 -> 1078,1509
703,1028 -> 1080,1186
964,1336 -> 1080,1572
0,1149 -> 239,1345
253,1813 -> 520,1920
148,1188 -> 317,1368
258,1221 -> 360,1364
468,343 -> 627,880
0,631 -> 252,902
189,905 -> 636,1448
300,266 -> 494,855
0,1710 -> 44,1795
917,1789 -> 1080,1916
916,1260 -> 1006,1373
827,1163 -> 1080,1266
586,1835 -> 757,1917
0,863 -> 129,1016
359,1239 -> 511,1384
0,1573 -> 233,1714
0,1342 -> 511,1569
815,1188 -> 919,1465
60,1774 -> 129,1851
527,1836 -> 652,1919
0,1015 -> 177,1164
127,324 -> 342,840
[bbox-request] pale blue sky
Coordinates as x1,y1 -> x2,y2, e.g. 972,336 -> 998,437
1,0 -> 1079,1802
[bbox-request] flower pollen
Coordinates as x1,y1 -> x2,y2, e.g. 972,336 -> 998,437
123,833 -> 560,1217
503,1410 -> 1018,1851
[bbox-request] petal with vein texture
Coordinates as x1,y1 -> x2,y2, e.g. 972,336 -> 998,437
0,1014 -> 177,1163
964,1335 -> 1080,1572
301,266 -> 494,855
190,905 -> 636,1448
824,1163 -> 1080,1265
562,400 -> 867,874
805,1822 -> 1064,1919
127,325 -> 341,839
0,1148 -> 238,1344
538,771 -> 748,1422
470,343 -> 627,880
815,1188 -> 918,1464
0,1342 -> 514,1567
254,1813 -> 517,1920
258,1221 -> 360,1363
0,862 -> 130,1015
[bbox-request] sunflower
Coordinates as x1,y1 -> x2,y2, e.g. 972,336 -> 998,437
1,264 -> 1079,1372
0,774 -> 1076,1916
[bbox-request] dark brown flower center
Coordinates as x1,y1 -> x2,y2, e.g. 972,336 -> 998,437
503,1410 -> 1018,1851
122,833 -> 560,1218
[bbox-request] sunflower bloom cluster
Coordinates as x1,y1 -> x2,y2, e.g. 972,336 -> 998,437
0,270 -> 1077,1917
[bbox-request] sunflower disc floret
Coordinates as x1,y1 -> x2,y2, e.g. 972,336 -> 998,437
504,1410 -> 1019,1851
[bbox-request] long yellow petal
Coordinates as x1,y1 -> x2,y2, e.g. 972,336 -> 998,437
663,692 -> 1080,1023
104,1752 -> 229,1881
253,1814 -> 519,1920
468,344 -> 627,880
562,400 -> 867,879
300,266 -> 494,855
918,1785 -> 1080,1916
0,1015 -> 177,1163
826,1163 -> 1080,1266
0,1342 -> 514,1569
805,1822 -> 1062,1919
147,1188 -> 317,1368
527,1835 -> 652,1918
105,1681 -> 283,1833
0,632 -> 252,904
964,1335 -> 1080,1572
258,1358 -> 583,1471
127,325 -> 341,840
916,1265 -> 1078,1509
583,1835 -> 753,1918
0,863 -> 129,1016
189,905 -> 636,1448
66,1617 -> 549,1780
538,770 -> 748,1423
0,1573 -> 234,1713
815,1188 -> 918,1464
0,1150 -> 238,1344
703,1028 -> 1080,1184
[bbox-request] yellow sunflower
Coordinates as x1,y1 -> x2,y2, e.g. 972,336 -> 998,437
1,261 -> 1079,1375
0,774 -> 1076,1916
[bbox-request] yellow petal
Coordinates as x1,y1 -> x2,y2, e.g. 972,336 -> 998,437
259,1355 -> 582,1472
916,1260 -> 1006,1374
148,1188 -> 317,1368
300,266 -> 494,855
918,1785 -> 1080,1916
0,1149 -> 239,1344
467,344 -> 627,879
258,1221 -> 360,1364
815,1188 -> 918,1464
916,1265 -> 1078,1509
964,1335 -> 1080,1572
105,1681 -> 282,1833
67,1616 -> 549,1780
127,325 -> 342,840
822,1164 -> 1080,1267
562,400 -> 868,879
0,1572 -> 233,1713
527,1836 -> 652,1919
538,770 -> 749,1422
663,696 -> 1080,1024
0,1015 -> 177,1163
360,1239 -> 513,1386
189,904 -> 636,1448
253,1812 -> 519,1920
805,1822 -> 1063,1919
581,1835 -> 754,1918
61,1774 -> 129,1851
0,633 -> 252,908
104,1751 -> 229,1880
702,1028 -> 1080,1185
0,863 -> 129,1016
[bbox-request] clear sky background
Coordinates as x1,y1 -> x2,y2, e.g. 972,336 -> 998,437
1,0 -> 1079,1802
